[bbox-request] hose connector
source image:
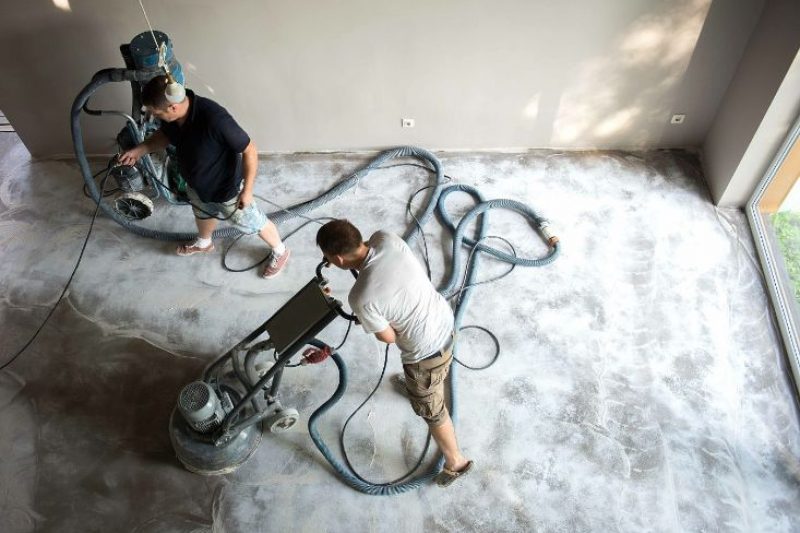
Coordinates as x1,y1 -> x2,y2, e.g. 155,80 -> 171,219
539,220 -> 559,247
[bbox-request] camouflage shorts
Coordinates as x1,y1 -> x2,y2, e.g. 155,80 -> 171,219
186,186 -> 268,235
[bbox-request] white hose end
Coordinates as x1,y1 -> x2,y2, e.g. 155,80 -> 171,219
539,220 -> 559,246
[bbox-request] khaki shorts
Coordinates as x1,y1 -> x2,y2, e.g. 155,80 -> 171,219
402,344 -> 454,427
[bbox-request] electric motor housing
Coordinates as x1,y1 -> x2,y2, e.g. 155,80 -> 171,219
128,30 -> 184,85
110,164 -> 145,192
178,381 -> 226,434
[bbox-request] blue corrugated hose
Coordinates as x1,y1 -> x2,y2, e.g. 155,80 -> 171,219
71,71 -> 559,494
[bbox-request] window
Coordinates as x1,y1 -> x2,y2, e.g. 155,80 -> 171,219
748,113 -> 800,394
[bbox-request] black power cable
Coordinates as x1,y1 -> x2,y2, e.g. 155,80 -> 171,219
339,344 -> 433,486
332,163 -> 514,485
1,162 -> 115,371
220,162 -> 452,274
221,213 -> 336,273
146,159 -> 239,222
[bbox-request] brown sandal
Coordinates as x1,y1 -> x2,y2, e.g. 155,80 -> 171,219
434,460 -> 474,487
176,241 -> 215,256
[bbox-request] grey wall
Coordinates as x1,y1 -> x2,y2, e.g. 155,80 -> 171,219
703,0 -> 800,206
0,0 -> 762,157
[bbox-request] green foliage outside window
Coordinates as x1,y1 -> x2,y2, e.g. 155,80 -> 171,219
772,211 -> 800,300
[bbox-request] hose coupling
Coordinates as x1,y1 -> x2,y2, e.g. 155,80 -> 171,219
539,220 -> 559,246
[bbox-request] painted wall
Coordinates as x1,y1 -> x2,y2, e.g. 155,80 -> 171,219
703,0 -> 800,206
0,0 -> 761,157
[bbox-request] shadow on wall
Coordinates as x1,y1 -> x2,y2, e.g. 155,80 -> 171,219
0,1 -> 136,158
524,0 -> 712,148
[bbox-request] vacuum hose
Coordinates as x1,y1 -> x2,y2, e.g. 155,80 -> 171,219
304,151 -> 559,495
72,75 -> 445,242
72,70 -> 558,493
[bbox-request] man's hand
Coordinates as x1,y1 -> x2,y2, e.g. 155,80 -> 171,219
117,145 -> 147,166
238,190 -> 253,209
301,345 -> 331,365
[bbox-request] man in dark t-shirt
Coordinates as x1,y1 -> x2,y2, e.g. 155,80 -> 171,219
119,75 -> 289,278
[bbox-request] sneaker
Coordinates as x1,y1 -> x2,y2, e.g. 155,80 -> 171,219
176,240 -> 215,256
262,248 -> 291,279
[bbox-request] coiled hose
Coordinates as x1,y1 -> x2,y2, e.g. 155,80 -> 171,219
305,155 -> 560,495
71,70 -> 443,242
72,71 -> 558,493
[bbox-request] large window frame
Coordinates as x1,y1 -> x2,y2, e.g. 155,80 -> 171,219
747,112 -> 800,397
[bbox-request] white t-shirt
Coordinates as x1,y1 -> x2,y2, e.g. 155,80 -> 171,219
349,231 -> 454,364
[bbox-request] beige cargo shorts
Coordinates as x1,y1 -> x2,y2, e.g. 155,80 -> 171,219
402,341 -> 454,427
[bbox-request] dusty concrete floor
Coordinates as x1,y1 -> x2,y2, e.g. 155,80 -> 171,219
1,131 -> 799,532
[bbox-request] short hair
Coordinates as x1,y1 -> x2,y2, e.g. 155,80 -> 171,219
141,75 -> 171,109
316,219 -> 363,256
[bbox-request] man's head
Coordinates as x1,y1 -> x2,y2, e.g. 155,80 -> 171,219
316,219 -> 367,269
142,75 -> 187,122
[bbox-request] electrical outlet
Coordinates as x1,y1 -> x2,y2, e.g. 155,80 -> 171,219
670,114 -> 686,125
401,118 -> 415,128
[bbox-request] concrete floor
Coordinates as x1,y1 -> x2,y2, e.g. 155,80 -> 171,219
1,131 -> 799,532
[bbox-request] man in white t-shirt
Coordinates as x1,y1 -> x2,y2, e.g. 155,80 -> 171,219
315,219 -> 473,487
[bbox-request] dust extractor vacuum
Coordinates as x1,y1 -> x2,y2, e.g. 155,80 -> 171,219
71,32 -> 561,495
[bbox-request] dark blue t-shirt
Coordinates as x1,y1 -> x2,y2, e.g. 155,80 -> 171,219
160,90 -> 251,203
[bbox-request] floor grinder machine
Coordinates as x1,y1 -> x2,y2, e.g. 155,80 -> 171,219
169,262 -> 356,475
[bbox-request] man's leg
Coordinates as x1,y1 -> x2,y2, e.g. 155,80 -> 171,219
196,216 -> 218,240
178,187 -> 218,256
257,219 -> 284,249
430,413 -> 470,473
228,199 -> 290,277
177,216 -> 218,256
257,219 -> 290,278
403,353 -> 472,479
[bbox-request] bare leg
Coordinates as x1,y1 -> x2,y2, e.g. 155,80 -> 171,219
257,219 -> 284,249
429,413 -> 470,472
195,217 -> 217,239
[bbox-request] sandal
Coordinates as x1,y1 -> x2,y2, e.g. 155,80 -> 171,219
176,241 -> 215,256
434,460 -> 474,487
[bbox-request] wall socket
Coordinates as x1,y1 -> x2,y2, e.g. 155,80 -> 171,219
670,114 -> 686,125
401,118 -> 415,128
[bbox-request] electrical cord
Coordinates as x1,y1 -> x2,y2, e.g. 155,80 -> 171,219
452,325 -> 500,370
1,162 -> 115,371
146,159 -> 239,222
339,344 -> 433,486
138,160 -> 449,274
221,212 -> 336,273
81,163 -> 121,199
221,162 -> 451,274
332,169 -> 514,485
448,235 -> 516,369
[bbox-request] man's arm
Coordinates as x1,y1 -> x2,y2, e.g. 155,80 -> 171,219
118,130 -> 170,166
238,141 -> 258,208
374,325 -> 397,344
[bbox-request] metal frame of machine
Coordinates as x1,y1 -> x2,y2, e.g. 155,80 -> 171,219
170,263 -> 354,475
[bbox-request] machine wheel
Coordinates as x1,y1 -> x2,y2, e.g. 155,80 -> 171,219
266,408 -> 299,433
114,192 -> 154,220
